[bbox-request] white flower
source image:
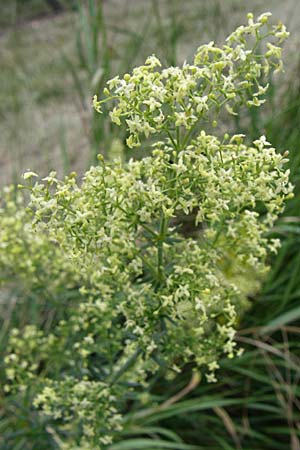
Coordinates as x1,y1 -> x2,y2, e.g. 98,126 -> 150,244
23,171 -> 38,180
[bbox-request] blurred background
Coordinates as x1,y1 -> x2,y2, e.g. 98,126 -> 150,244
1,1 -> 300,449
1,0 -> 300,184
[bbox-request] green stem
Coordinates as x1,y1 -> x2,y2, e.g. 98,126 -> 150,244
181,117 -> 202,149
176,126 -> 180,149
156,213 -> 168,288
109,347 -> 142,386
166,129 -> 178,150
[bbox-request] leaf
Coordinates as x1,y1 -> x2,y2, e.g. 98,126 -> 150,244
265,305 -> 300,329
135,398 -> 243,424
109,438 -> 200,450
122,426 -> 183,443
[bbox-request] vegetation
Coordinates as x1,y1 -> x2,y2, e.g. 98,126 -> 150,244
1,3 -> 300,450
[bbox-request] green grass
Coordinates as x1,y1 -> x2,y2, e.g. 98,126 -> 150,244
0,0 -> 75,28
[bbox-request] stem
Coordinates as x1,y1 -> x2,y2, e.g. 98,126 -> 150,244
109,347 -> 142,386
156,213 -> 168,288
176,126 -> 180,149
157,240 -> 163,283
181,117 -> 202,149
140,223 -> 157,238
166,129 -> 178,150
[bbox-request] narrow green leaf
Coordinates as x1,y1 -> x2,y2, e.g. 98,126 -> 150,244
109,438 -> 200,450
265,305 -> 300,328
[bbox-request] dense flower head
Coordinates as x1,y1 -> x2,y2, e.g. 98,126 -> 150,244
4,13 -> 292,449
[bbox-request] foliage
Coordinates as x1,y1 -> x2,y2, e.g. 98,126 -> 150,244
1,12 -> 294,450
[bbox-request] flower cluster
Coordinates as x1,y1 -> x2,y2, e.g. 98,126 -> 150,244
94,12 -> 288,148
0,185 -> 80,297
4,13 -> 292,449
